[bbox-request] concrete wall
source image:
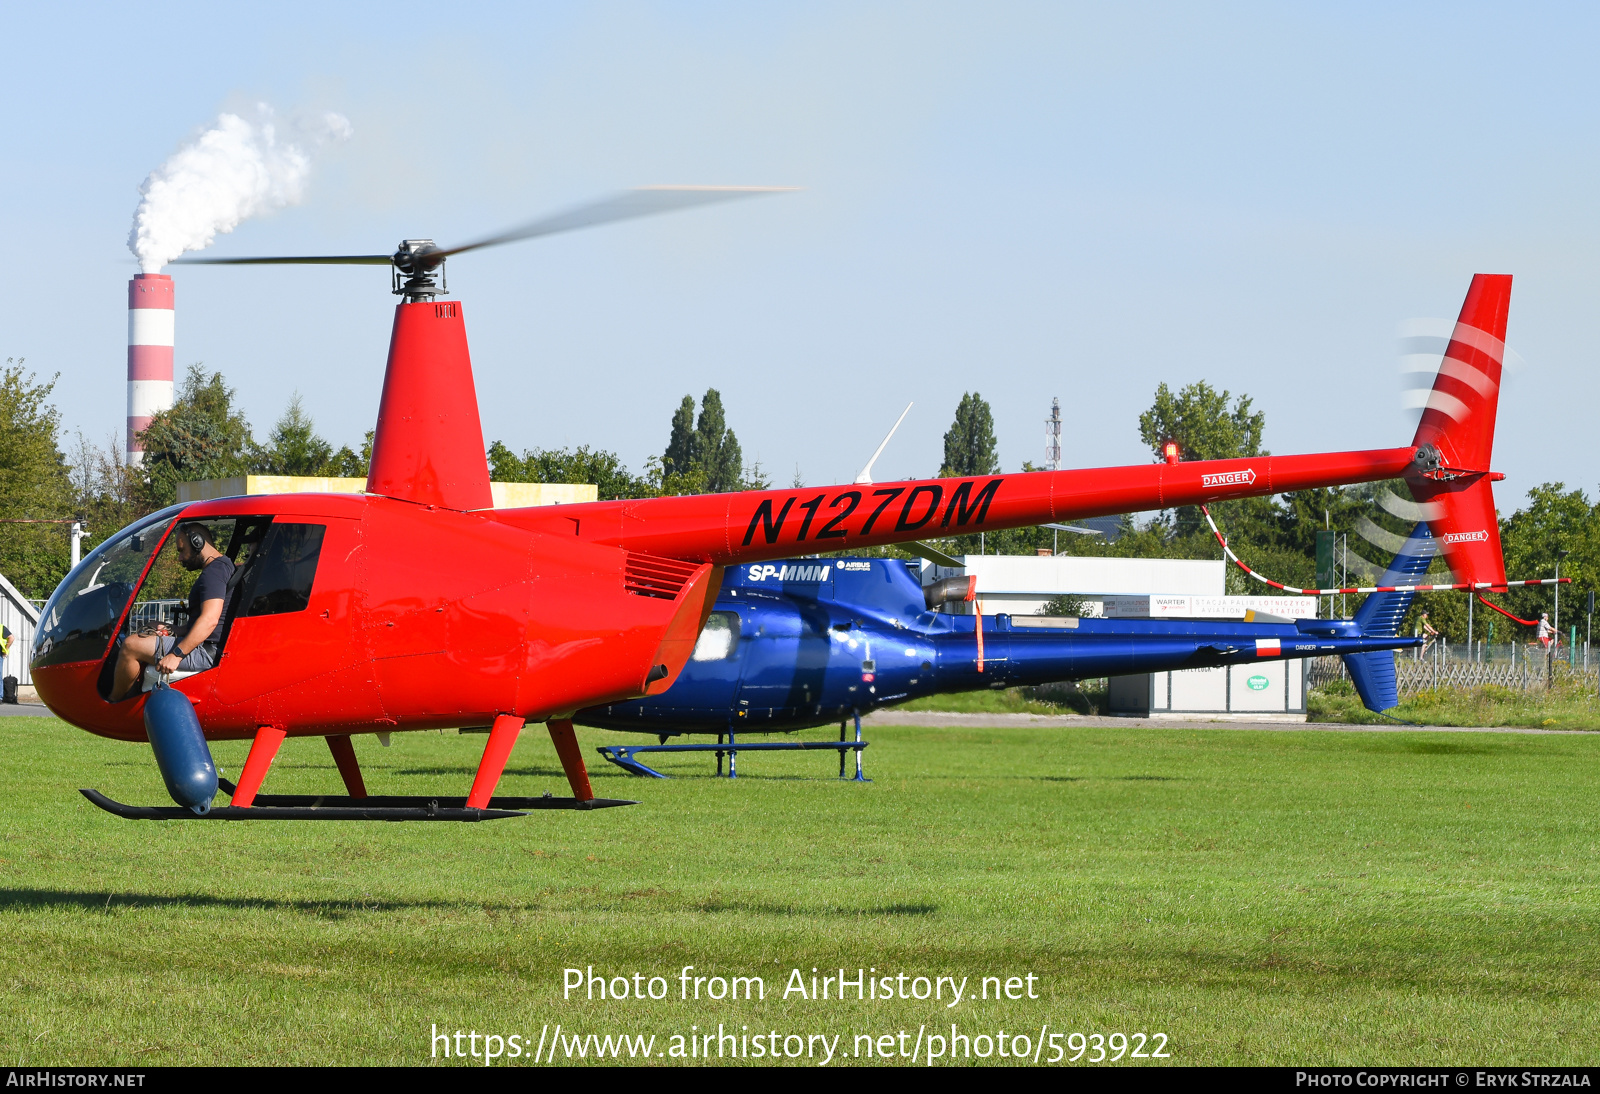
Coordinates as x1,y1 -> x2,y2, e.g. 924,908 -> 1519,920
1109,660 -> 1307,720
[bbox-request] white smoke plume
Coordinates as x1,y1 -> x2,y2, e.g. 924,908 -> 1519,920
128,105 -> 352,272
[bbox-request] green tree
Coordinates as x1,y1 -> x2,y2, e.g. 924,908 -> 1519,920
327,442 -> 369,478
487,441 -> 656,500
327,429 -> 375,479
1498,482 -> 1596,635
1138,380 -> 1264,463
662,396 -> 697,480
658,389 -> 765,493
939,392 -> 1000,478
695,389 -> 745,493
138,364 -> 256,507
66,432 -> 143,568
0,362 -> 76,597
254,394 -> 334,476
1136,380 -> 1275,542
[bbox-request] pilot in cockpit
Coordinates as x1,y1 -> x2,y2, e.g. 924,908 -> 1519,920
108,523 -> 236,701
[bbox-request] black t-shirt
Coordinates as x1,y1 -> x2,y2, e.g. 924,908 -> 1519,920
185,556 -> 235,646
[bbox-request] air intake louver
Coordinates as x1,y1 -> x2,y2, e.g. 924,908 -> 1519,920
624,554 -> 700,600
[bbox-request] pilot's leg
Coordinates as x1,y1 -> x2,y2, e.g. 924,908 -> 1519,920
109,633 -> 163,701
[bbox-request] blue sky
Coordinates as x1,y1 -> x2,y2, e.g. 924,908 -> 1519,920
5,3 -> 1597,505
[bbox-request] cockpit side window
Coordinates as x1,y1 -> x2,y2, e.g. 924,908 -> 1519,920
240,523 -> 327,616
691,611 -> 740,662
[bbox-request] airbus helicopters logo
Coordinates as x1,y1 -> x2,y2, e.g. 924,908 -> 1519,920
1443,530 -> 1489,544
1202,468 -> 1256,489
747,564 -> 832,583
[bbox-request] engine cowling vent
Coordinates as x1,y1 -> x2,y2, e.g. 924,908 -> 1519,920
624,553 -> 701,600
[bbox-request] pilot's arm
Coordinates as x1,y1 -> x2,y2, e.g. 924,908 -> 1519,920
158,598 -> 223,675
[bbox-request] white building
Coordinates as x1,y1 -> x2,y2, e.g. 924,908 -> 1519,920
0,572 -> 39,685
921,554 -> 1320,721
920,554 -> 1226,616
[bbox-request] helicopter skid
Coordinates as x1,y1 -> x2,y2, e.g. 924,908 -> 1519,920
81,786 -> 635,821
215,776 -> 634,812
596,740 -> 869,780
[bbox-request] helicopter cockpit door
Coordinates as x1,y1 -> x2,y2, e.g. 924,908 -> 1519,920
733,600 -> 833,721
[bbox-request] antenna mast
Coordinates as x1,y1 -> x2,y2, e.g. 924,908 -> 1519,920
1045,397 -> 1061,471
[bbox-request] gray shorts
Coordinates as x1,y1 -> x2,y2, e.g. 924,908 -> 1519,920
153,634 -> 216,672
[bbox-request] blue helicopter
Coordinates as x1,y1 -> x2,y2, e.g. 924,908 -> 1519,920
576,528 -> 1433,777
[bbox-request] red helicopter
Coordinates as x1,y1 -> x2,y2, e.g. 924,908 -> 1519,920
33,187 -> 1514,821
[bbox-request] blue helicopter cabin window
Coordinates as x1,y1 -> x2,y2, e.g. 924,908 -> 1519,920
691,611 -> 740,661
240,523 -> 327,616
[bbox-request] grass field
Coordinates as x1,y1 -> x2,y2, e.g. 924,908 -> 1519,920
1311,676 -> 1600,730
904,676 -> 1600,731
2,713 -> 1599,1067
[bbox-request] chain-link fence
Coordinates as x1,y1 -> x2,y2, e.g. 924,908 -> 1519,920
1308,644 -> 1599,698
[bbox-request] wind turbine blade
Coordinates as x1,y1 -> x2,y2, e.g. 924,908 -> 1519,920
855,402 -> 914,485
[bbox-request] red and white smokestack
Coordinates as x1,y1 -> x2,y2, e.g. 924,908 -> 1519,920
127,273 -> 175,465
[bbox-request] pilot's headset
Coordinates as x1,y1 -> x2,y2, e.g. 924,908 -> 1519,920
177,523 -> 210,570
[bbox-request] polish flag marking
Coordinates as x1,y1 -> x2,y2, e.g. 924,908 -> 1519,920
1255,638 -> 1281,657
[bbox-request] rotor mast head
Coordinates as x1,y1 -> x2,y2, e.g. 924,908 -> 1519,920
392,240 -> 446,302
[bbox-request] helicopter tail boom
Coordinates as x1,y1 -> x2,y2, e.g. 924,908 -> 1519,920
506,444 -> 1422,565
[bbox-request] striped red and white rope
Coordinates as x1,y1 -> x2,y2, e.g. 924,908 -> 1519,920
1197,505 -> 1568,597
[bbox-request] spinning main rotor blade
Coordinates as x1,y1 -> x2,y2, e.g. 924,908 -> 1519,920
176,254 -> 391,265
172,185 -> 795,267
428,185 -> 796,261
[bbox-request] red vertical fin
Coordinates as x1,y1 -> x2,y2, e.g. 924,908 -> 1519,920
366,300 -> 494,511
1405,274 -> 1512,589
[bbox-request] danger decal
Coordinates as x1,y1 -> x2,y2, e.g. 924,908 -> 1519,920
1202,468 -> 1257,489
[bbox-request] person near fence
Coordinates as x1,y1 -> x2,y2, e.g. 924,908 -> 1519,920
1419,612 -> 1439,656
1537,612 -> 1555,650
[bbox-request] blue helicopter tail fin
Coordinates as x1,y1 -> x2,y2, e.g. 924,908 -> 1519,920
1343,523 -> 1437,712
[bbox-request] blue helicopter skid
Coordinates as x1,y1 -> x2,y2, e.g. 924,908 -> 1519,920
595,739 -> 870,781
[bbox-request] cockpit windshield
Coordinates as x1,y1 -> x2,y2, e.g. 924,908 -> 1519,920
33,505 -> 184,669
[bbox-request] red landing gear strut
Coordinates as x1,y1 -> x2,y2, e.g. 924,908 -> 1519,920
81,719 -> 633,821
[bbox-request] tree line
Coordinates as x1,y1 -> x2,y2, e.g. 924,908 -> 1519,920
926,380 -> 1596,645
0,358 -> 1591,648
